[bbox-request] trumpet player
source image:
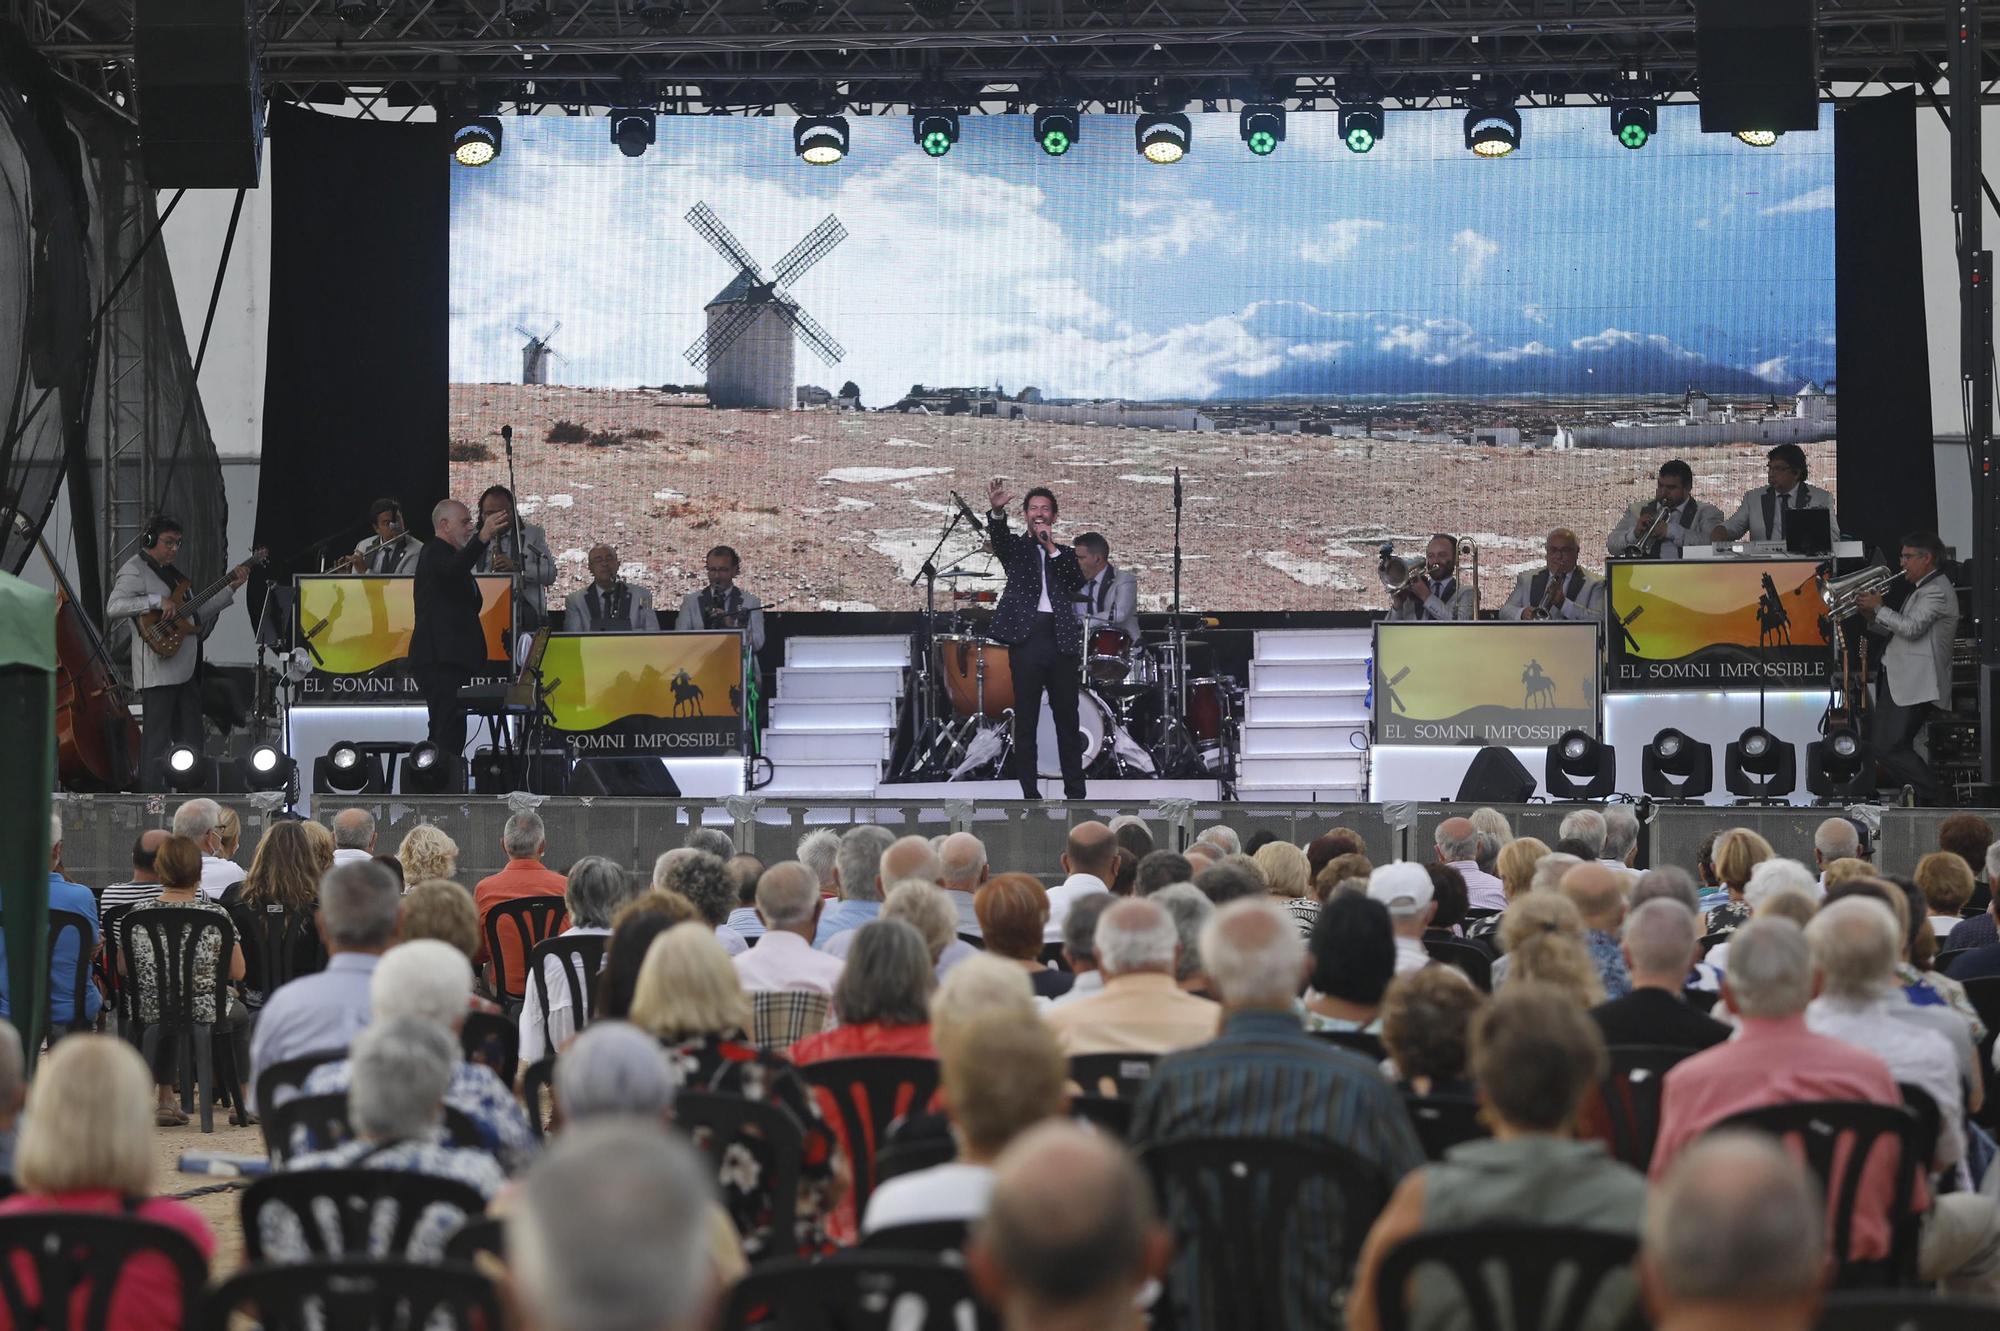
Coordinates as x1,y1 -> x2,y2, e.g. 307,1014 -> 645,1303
1499,528 -> 1605,622
1857,531 -> 1956,805
1607,460 -> 1725,560
1385,533 -> 1476,621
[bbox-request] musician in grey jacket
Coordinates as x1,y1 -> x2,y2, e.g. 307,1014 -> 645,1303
475,485 -> 557,630
1386,533 -> 1477,621
1072,533 -> 1141,641
1608,460 -> 1727,559
563,544 -> 658,632
1711,443 -> 1839,544
105,515 -> 250,790
675,545 -> 765,652
1498,529 -> 1605,621
1858,531 -> 1959,805
349,498 -> 422,574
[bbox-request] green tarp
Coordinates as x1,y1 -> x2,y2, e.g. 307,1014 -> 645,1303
0,571 -> 54,1064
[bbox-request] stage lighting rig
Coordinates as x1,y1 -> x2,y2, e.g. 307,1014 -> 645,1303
1136,112 -> 1190,164
400,742 -> 454,794
504,0 -> 548,34
452,116 -> 502,167
314,740 -> 388,795
165,744 -> 210,793
334,0 -> 381,25
769,0 -> 821,22
632,0 -> 684,30
611,107 -> 656,157
1545,729 -> 1616,801
1735,129 -> 1782,147
1725,725 -> 1797,800
1239,105 -> 1285,156
1806,725 -> 1876,801
1339,103 -> 1384,154
794,115 -> 849,165
1034,106 -> 1080,157
908,0 -> 956,15
1465,103 -> 1522,157
913,108 -> 960,157
241,744 -> 297,797
1641,727 -> 1714,800
1611,101 -> 1656,149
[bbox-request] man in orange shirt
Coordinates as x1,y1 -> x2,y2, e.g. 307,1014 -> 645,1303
473,810 -> 568,1000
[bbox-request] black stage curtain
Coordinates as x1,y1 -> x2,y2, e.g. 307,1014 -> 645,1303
1835,90 -> 1937,559
255,103 -> 448,591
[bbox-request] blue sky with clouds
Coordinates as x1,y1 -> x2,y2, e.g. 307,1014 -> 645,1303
451,102 -> 1834,403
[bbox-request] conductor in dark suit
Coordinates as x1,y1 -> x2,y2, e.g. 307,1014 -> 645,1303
986,478 -> 1086,800
410,497 -> 509,789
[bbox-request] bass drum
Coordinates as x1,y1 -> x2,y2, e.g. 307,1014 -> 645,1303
1036,690 -> 1111,777
935,635 -> 1015,719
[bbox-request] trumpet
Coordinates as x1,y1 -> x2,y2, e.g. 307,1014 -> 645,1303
1378,543 -> 1428,600
1622,501 -> 1672,558
1818,562 -> 1901,621
1527,570 -> 1564,620
1459,537 -> 1480,619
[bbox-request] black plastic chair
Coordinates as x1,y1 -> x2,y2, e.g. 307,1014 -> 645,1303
443,1215 -> 505,1265
0,1212 -> 209,1331
1311,1029 -> 1389,1064
1373,1225 -> 1641,1331
799,1055 -> 941,1223
1593,1044 -> 1690,1171
1423,938 -> 1493,991
526,932 -> 607,1049
124,905 -> 245,1132
955,932 -> 985,951
1037,941 -> 1072,972
1816,1290 -> 2000,1330
1071,1095 -> 1134,1138
460,1009 -> 519,1087
1934,948 -> 1970,974
674,1089 -> 805,1262
197,1258 -> 504,1331
241,1168 -> 489,1263
45,908 -> 96,1037
1402,1092 -> 1490,1161
234,900 -> 326,1006
1068,1051 -> 1159,1100
719,1251 -> 997,1331
1141,1135 -> 1394,1331
254,1048 -> 349,1153
860,1219 -> 970,1254
1698,930 -> 1732,957
96,903 -> 137,1040
1897,1084 -> 1943,1180
265,1092 -> 486,1165
521,1055 -> 557,1140
1716,1100 -> 1923,1287
482,894 -> 569,1007
873,1134 -> 957,1187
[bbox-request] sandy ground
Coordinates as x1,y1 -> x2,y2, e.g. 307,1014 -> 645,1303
450,383 -> 1834,615
153,1118 -> 261,1276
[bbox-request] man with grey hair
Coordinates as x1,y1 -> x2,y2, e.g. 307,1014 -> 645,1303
555,1021 -> 682,1123
1149,883 -> 1214,991
1365,862 -> 1436,974
1050,891 -> 1116,1007
250,858 -> 402,1103
1193,824 -> 1241,857
475,809 -> 569,1000
1558,807 -> 1608,862
815,824 -> 894,949
735,862 -> 844,995
511,1119 -> 719,1331
881,835 -> 943,889
1602,806 -> 1640,870
1044,897 -> 1217,1054
795,828 -> 842,895
1809,816 -> 1863,899
1133,900 -> 1424,1322
330,807 -> 378,867
173,797 -> 244,899
1434,816 -> 1504,912
1642,1133 -> 1825,1331
1191,858 -> 1262,907
1590,899 -> 1728,1052
939,831 -> 990,938
1135,850 -> 1193,897
685,826 -> 735,859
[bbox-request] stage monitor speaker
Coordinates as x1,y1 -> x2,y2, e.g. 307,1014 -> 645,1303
1695,0 -> 1819,135
1456,746 -> 1535,804
135,0 -> 263,188
570,756 -> 683,797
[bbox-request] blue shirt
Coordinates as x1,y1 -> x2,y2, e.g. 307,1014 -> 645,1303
814,899 -> 880,950
0,875 -> 102,1026
248,953 -> 379,1108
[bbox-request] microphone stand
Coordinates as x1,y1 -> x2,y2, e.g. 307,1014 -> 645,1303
900,503 -> 969,779
1155,468 -> 1196,778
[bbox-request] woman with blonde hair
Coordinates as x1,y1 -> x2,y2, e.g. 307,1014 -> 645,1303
627,924 -> 840,1259
214,804 -> 243,862
228,818 -> 330,1008
1468,837 -> 1551,942
0,1037 -> 215,1329
1705,828 -> 1774,935
1494,891 -> 1603,1008
398,822 -> 460,885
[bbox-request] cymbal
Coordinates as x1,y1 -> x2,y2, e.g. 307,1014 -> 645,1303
936,569 -> 995,580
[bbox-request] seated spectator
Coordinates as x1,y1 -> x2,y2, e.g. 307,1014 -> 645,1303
938,831 -> 990,936
1109,848 -> 1139,897
595,890 -> 699,1021
1560,862 -> 1632,999
1629,864 -> 1702,914
398,821 -> 461,885
654,850 -> 743,958
1044,898 -> 1219,1055
970,1120 -> 1168,1331
723,853 -> 766,943
9,814 -> 101,1035
1559,807 -> 1608,864
1303,892 -> 1396,1034
935,955 -> 1039,1046
628,923 -> 839,1257
329,807 -> 377,867
401,878 -> 497,1015
1049,822 -> 1119,940
1707,859 -> 1822,973
1495,892 -> 1602,1007
472,811 -> 564,994
825,880 -> 972,978
1435,817 -> 1505,912
225,818 -> 329,1010
1424,863 -> 1469,939
791,919 -> 936,1062
509,1120 -> 719,1331
1193,856 -> 1264,907
1050,891 -> 1115,1007
0,1037 -> 214,1331
371,854 -> 405,892
793,828 -> 841,897
1946,838 -> 2000,954
554,1020 -> 679,1124
123,834 -> 243,1124
1938,813 -> 1995,915
1305,828 -> 1368,882
1381,967 -> 1486,1096
1591,899 -> 1730,1052
0,1021 -> 22,1177
300,940 -> 535,1171
1694,828 -> 1723,896
1136,850 -> 1194,897
1468,805 -> 1511,854
1917,851 -> 1978,942
276,1019 -> 505,1259
1194,825 -> 1241,857
1705,828 -> 1774,935
1467,836 -> 1550,942
1602,807 -> 1641,875
862,1009 -> 1066,1236
1642,1132 -> 1827,1331
1826,878 -> 1985,1080
520,856 -> 638,1063
1110,815 -> 1154,862
1350,985 -> 1647,1331
1811,815 -> 1864,894
171,798 -> 244,900
1310,851 -> 1375,911
1254,840 -> 1313,913
733,861 -> 844,995
99,828 -> 169,911
1366,863 -> 1436,975
1150,883 -> 1216,996
249,859 -> 400,1107
977,875 -> 1073,999
684,826 -> 734,859
298,816 -> 336,870
814,825 -> 893,949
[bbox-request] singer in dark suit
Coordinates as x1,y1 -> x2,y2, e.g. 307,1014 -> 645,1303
409,498 -> 508,789
985,479 -> 1086,799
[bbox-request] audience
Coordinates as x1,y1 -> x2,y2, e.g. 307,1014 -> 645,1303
1108,847 -> 1139,897
1435,816 -> 1505,911
1917,850 -> 1978,940
0,1021 -> 22,1177
1192,856 -> 1263,906
1305,827 -> 1367,881
1591,899 -> 1729,1051
595,890 -> 699,1022
976,874 -> 1072,999
722,854 -> 767,943
329,807 -> 378,866
938,831 -> 990,937
1048,822 -> 1118,940
1302,891 -> 1396,1034
172,798 -> 244,899
1642,1132 -> 1826,1331
1423,862 -> 1469,937
1109,815 -> 1154,862
791,919 -> 936,1062
1602,806 -> 1641,873
1495,892 -> 1603,1007
825,879 -> 969,977
1252,840 -> 1312,909
814,825 -> 893,948
400,878 -> 488,978
1811,815 -> 1863,892
473,812 -> 569,989
1468,806 -> 1511,863
1938,813 -> 1995,914
732,861 -> 845,995
1044,897 -> 1219,1054
1365,862 -> 1436,975
397,820 -> 461,885
1150,883 -> 1216,994
99,828 -> 170,910
226,818 -> 329,1009
520,855 -> 638,1062
1559,807 -> 1609,864
1469,835 -> 1550,942
1194,825 -> 1241,857
1311,851 -> 1374,908
1560,862 -> 1632,999
656,849 -> 746,959
1135,849 -> 1194,897
1051,890 -> 1115,1005
1946,838 -> 2000,954
124,834 -> 243,1123
10,813 -> 102,1037
1705,828 -> 1774,934
796,828 -> 842,895
1381,967 -> 1485,1096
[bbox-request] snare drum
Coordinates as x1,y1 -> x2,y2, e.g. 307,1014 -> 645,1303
935,635 -> 1015,719
1037,690 -> 1112,776
1087,628 -> 1134,686
1186,677 -> 1227,746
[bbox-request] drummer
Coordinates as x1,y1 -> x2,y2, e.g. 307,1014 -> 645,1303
1073,533 -> 1140,644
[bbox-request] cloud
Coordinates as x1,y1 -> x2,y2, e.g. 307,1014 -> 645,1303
1097,199 -> 1237,264
1485,340 -> 1555,364
1750,356 -> 1792,382
1285,341 -> 1351,362
1297,218 -> 1387,264
1451,229 -> 1500,282
1761,186 -> 1835,216
1378,318 -> 1482,362
1522,303 -> 1548,324
1570,328 -> 1701,362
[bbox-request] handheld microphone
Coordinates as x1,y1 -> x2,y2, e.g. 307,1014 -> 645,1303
501,424 -> 514,456
949,490 -> 984,528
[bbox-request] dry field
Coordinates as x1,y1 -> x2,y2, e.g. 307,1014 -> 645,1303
451,383 -> 1833,615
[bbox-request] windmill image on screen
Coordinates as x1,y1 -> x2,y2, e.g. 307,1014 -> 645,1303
682,202 -> 847,409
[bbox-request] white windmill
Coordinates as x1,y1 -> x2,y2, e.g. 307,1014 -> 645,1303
518,322 -> 567,385
682,202 -> 847,410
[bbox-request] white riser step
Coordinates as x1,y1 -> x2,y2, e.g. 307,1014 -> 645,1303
1244,689 -> 1371,724
760,759 -> 885,793
785,635 -> 912,669
775,667 -> 905,700
1253,629 -> 1374,662
768,699 -> 899,730
1237,755 -> 1369,786
762,730 -> 893,763
1235,784 -> 1369,804
1249,660 -> 1370,692
1239,721 -> 1370,757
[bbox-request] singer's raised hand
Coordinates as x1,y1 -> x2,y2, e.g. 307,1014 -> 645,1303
987,478 -> 1010,512
478,508 -> 513,542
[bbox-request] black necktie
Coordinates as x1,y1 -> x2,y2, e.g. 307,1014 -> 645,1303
1095,576 -> 1107,614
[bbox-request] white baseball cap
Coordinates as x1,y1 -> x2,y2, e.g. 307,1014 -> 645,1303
1366,862 -> 1435,917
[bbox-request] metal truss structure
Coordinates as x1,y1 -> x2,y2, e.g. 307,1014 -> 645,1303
16,0 -> 2000,125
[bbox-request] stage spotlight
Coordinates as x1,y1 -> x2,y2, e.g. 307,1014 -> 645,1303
1339,104 -> 1384,154
165,744 -> 210,792
452,117 -> 502,167
1136,113 -> 1190,164
335,0 -> 381,24
1034,106 -> 1080,157
1545,728 -> 1616,801
611,108 -> 656,158
1724,725 -> 1797,800
314,740 -> 385,796
632,0 -> 683,26
909,0 -> 955,15
1641,727 -> 1714,800
768,0 -> 819,21
913,108 -> 960,157
504,0 -> 547,33
1611,102 -> 1656,149
1465,104 -> 1522,158
1239,105 -> 1285,156
1806,725 -> 1876,801
794,115 -> 849,165
241,743 -> 297,796
1734,128 -> 1782,147
400,741 -> 454,794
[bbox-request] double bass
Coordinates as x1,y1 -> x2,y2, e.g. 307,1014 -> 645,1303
17,518 -> 141,790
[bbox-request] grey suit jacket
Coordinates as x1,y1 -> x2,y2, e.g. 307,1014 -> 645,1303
106,554 -> 235,690
1607,498 -> 1728,559
1386,576 -> 1476,621
563,582 -> 658,633
1718,483 -> 1836,543
1498,567 -> 1605,622
1869,570 -> 1957,707
1077,566 -> 1140,641
352,532 -> 422,574
677,588 -> 765,652
476,520 -> 557,622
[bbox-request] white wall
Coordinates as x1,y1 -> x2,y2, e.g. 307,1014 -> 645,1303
158,167 -> 273,458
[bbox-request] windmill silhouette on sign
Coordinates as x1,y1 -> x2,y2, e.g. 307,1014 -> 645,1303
1614,603 -> 1645,655
682,202 -> 847,409
1382,665 -> 1411,716
518,322 -> 566,385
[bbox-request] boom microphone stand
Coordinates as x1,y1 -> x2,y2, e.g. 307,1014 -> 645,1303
1153,467 -> 1199,778
897,499 -> 971,779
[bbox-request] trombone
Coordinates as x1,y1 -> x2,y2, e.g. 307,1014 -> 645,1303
1459,537 -> 1480,618
1817,562 -> 1901,621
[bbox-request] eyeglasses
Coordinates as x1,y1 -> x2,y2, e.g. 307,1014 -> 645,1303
1547,545 -> 1579,554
